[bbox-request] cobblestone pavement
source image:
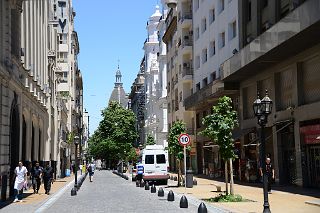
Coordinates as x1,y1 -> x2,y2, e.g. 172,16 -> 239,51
40,170 -> 203,213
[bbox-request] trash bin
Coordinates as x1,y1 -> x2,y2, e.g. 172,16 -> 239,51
186,170 -> 193,188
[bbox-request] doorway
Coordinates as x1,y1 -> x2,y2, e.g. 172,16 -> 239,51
306,145 -> 320,188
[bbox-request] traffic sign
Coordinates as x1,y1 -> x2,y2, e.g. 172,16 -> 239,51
178,133 -> 191,146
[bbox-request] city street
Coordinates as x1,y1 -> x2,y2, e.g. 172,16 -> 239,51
39,171 -> 200,213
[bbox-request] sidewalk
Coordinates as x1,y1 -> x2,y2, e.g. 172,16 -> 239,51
167,173 -> 320,213
0,174 -> 75,211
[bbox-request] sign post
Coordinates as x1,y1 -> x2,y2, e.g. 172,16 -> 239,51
178,133 -> 191,191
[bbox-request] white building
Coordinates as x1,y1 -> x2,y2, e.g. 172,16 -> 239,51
184,0 -> 239,174
143,5 -> 168,147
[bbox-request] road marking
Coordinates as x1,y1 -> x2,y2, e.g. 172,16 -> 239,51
34,179 -> 75,213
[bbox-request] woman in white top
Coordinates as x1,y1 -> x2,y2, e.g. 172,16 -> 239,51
13,161 -> 28,202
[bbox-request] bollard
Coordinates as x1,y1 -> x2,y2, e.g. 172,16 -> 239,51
151,184 -> 156,193
158,187 -> 164,197
71,187 -> 77,196
167,190 -> 174,201
198,202 -> 208,213
180,195 -> 188,208
140,181 -> 145,187
136,180 -> 140,187
145,181 -> 150,190
173,176 -> 177,181
193,179 -> 198,185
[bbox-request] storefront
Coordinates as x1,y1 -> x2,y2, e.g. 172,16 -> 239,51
300,122 -> 320,188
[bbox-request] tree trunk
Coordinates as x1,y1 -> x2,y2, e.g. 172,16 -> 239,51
225,160 -> 229,195
177,159 -> 181,187
229,158 -> 234,195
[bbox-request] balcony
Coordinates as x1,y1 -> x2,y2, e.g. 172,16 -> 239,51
179,12 -> 192,28
184,80 -> 237,110
181,37 -> 192,55
182,67 -> 193,82
222,0 -> 320,83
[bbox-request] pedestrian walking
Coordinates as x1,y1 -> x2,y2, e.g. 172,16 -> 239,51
82,163 -> 86,174
260,157 -> 275,193
13,161 -> 28,202
136,162 -> 144,185
31,161 -> 43,194
79,164 -> 83,175
43,162 -> 54,195
87,162 -> 95,182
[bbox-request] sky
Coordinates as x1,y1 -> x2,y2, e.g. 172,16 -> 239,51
73,0 -> 160,134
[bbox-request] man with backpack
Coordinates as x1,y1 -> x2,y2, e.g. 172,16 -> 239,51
43,162 -> 54,195
87,162 -> 95,182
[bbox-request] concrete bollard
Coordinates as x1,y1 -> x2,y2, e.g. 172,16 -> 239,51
167,190 -> 174,201
71,187 -> 77,196
140,181 -> 145,187
158,187 -> 164,197
198,202 -> 208,213
180,195 -> 188,208
151,184 -> 156,193
145,181 -> 150,190
136,180 -> 140,187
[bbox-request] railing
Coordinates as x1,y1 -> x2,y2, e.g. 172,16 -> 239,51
180,13 -> 192,22
182,67 -> 193,77
182,38 -> 193,47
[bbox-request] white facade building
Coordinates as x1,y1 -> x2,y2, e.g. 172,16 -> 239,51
143,5 -> 168,146
193,0 -> 239,89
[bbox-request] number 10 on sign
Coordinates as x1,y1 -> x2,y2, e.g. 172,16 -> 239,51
179,133 -> 190,190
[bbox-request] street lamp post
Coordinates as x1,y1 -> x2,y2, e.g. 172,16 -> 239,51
71,135 -> 80,196
253,90 -> 272,213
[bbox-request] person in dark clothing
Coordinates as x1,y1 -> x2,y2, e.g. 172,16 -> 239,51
43,162 -> 54,195
31,161 -> 43,194
260,157 -> 275,193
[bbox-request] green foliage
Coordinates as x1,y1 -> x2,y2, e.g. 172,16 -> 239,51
168,121 -> 189,160
145,134 -> 156,147
67,132 -> 74,144
200,96 -> 238,160
204,194 -> 246,202
88,101 -> 138,162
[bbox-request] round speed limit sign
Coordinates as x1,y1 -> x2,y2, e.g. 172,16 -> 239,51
178,133 -> 191,146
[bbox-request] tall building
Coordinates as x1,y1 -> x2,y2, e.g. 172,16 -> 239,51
129,58 -> 146,147
221,0 -> 320,188
163,0 -> 194,170
184,0 -> 240,175
109,65 -> 128,108
0,0 -> 84,200
143,5 -> 168,146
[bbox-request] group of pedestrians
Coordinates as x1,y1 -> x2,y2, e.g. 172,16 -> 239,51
13,161 -> 54,203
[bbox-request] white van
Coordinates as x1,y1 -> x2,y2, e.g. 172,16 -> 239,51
141,145 -> 169,184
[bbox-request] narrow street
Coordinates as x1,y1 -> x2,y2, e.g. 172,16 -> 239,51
40,170 -> 199,213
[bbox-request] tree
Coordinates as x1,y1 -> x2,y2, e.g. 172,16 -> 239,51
145,134 -> 156,147
88,101 -> 138,168
200,96 -> 238,195
167,121 -> 189,186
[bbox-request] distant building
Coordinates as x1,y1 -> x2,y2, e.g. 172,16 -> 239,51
109,65 -> 128,108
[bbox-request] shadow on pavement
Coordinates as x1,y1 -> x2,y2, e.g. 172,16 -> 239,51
0,192 -> 33,209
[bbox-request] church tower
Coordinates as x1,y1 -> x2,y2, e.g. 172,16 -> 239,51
108,64 -> 128,108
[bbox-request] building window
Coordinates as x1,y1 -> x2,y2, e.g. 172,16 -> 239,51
209,8 -> 215,24
195,27 -> 200,40
210,71 -> 217,82
219,32 -> 225,49
196,83 -> 201,91
202,48 -> 207,64
195,55 -> 200,69
202,77 -> 208,87
196,113 -> 201,128
201,18 -> 207,33
229,21 -> 237,40
219,0 -> 225,14
195,0 -> 199,10
247,1 -> 252,21
209,41 -> 216,57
